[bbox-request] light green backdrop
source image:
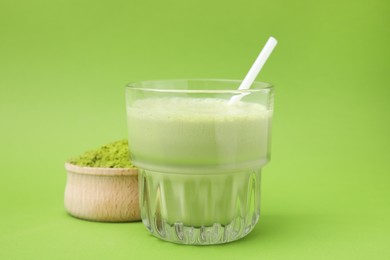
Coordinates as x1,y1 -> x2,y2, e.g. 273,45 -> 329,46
0,0 -> 389,259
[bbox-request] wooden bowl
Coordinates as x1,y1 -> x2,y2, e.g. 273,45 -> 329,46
64,163 -> 140,222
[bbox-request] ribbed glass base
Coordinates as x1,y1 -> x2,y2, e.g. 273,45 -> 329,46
139,168 -> 262,245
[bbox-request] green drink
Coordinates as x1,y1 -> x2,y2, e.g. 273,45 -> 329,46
126,80 -> 274,244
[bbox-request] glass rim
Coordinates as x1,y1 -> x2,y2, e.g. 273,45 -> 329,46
125,79 -> 273,94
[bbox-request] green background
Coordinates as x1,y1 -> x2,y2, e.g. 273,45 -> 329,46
0,0 -> 389,259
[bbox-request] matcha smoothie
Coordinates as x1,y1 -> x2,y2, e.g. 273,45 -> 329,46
126,79 -> 274,244
128,97 -> 271,173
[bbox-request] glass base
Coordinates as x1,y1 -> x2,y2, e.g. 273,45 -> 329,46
144,214 -> 260,245
139,168 -> 262,245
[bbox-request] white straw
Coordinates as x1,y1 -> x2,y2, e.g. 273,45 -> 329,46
229,36 -> 277,104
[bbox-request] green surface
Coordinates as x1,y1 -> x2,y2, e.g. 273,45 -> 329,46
0,0 -> 389,259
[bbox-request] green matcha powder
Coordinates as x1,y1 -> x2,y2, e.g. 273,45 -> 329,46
68,140 -> 134,168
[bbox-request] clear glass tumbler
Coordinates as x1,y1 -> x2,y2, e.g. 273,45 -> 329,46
125,79 -> 274,245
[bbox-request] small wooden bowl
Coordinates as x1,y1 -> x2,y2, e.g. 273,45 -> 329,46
64,163 -> 140,222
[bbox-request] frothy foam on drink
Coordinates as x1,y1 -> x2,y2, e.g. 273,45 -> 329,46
128,97 -> 270,122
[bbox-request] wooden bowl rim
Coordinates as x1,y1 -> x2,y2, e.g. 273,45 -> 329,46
65,162 -> 138,176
